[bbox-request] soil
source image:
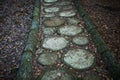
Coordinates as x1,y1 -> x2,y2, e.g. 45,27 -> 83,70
78,0 -> 120,63
0,0 -> 34,79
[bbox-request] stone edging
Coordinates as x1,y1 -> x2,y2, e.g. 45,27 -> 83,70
72,0 -> 120,80
16,0 -> 40,80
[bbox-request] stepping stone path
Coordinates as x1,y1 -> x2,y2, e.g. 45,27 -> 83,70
33,0 -> 108,79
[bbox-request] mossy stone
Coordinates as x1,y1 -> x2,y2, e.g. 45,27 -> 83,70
58,25 -> 83,36
72,36 -> 89,46
38,52 -> 58,65
64,49 -> 95,69
42,37 -> 68,51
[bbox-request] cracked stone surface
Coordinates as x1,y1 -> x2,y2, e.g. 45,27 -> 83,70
72,36 -> 89,46
64,49 -> 95,69
59,10 -> 76,17
38,52 -> 58,65
58,25 -> 83,36
44,7 -> 59,13
43,18 -> 65,27
44,0 -> 57,3
42,37 -> 68,50
38,70 -> 74,80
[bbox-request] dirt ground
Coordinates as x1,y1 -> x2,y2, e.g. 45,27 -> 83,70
78,0 -> 120,63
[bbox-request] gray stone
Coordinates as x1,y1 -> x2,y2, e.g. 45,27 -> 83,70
59,10 -> 76,17
67,18 -> 80,25
38,52 -> 58,65
64,49 -> 95,69
40,70 -> 74,80
44,18 -> 65,27
72,36 -> 89,46
58,25 -> 83,36
44,7 -> 59,13
43,13 -> 55,17
44,0 -> 57,3
42,37 -> 68,51
43,28 -> 55,35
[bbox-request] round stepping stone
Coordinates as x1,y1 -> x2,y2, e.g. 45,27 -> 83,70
43,13 -> 55,17
59,10 -> 76,17
44,18 -> 65,27
42,37 -> 68,51
38,52 -> 58,65
44,0 -> 57,3
43,28 -> 55,35
39,70 -> 74,80
83,74 -> 101,80
58,25 -> 83,36
63,49 -> 95,69
72,36 -> 89,46
67,18 -> 80,25
44,7 -> 59,13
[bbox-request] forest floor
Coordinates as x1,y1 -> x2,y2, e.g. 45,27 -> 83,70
0,0 -> 119,80
78,0 -> 120,63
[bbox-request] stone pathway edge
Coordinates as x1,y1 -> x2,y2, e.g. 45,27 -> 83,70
16,0 -> 40,80
72,0 -> 120,80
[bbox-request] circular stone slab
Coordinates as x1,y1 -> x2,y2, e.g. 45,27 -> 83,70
58,25 -> 83,36
59,10 -> 76,17
44,0 -> 57,3
43,28 -> 55,35
40,70 -> 74,80
44,18 -> 65,27
38,52 -> 58,65
44,7 -> 59,13
63,49 -> 95,69
67,18 -> 80,25
72,36 -> 89,46
42,37 -> 68,51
